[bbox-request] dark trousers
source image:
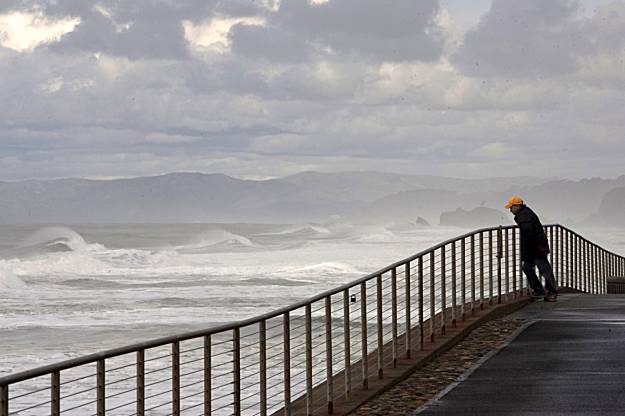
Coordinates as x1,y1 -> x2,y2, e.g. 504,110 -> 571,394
522,257 -> 558,295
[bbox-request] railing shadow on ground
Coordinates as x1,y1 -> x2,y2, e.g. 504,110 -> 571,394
1,224 -> 624,416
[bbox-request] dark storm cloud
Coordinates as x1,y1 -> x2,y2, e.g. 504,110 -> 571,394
230,0 -> 445,63
48,8 -> 190,59
230,24 -> 310,62
453,0 -> 592,77
2,0 -> 262,59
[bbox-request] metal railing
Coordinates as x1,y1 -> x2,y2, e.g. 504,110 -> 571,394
1,224 -> 624,416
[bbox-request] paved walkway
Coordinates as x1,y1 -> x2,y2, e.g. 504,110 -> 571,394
416,294 -> 625,416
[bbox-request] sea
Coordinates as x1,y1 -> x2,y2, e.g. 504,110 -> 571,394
0,222 -> 472,378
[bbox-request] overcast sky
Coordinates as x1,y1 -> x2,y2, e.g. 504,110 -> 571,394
1,0 -> 624,181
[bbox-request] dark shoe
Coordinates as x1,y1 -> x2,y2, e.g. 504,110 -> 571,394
544,293 -> 557,302
528,290 -> 545,299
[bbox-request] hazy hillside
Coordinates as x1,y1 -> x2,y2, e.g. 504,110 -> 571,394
592,186 -> 625,226
505,176 -> 625,223
283,171 -> 549,197
440,207 -> 509,228
354,189 -> 459,224
0,171 -> 622,224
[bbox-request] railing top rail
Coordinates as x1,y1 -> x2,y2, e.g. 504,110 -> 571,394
0,223 -> 620,386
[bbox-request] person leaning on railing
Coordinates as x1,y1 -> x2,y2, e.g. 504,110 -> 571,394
505,196 -> 558,302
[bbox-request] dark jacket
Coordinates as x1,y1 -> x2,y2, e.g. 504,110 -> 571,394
514,205 -> 550,261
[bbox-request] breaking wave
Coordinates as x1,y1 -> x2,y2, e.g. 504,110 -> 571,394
0,265 -> 27,290
0,227 -> 105,260
277,262 -> 362,277
240,277 -> 316,286
255,225 -> 331,238
180,230 -> 255,252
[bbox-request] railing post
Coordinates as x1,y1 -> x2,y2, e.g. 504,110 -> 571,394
391,268 -> 398,367
558,227 -> 563,288
173,341 -> 181,416
610,254 -> 616,276
488,230 -> 493,304
554,227 -> 559,288
519,226 -> 525,293
563,229 -> 568,288
204,335 -> 212,416
581,236 -> 585,289
605,251 -> 609,293
548,226 -> 553,290
51,371 -> 60,416
609,253 -> 613,279
305,304 -> 313,416
97,359 -> 105,416
575,234 -> 580,289
512,228 -> 517,297
441,246 -> 447,334
232,330 -> 240,416
571,232 -> 575,289
612,254 -> 615,279
461,238 -> 466,319
137,350 -> 145,416
597,245 -> 601,294
418,257 -> 424,350
568,230 -> 573,288
325,297 -> 334,414
504,228 -> 510,300
585,240 -> 590,292
430,251 -> 436,341
611,254 -> 614,279
580,238 -> 584,292
586,241 -> 593,293
598,245 -> 602,293
451,242 -> 457,326
497,227 -> 503,303
360,282 -> 369,388
470,235 -> 476,314
479,233 -> 484,307
376,275 -> 384,378
283,313 -> 291,416
577,233 -> 581,290
259,323 -> 267,416
405,262 -> 412,357
598,249 -> 602,292
592,245 -> 597,294
343,290 -> 352,398
602,250 -> 607,292
0,385 -> 7,416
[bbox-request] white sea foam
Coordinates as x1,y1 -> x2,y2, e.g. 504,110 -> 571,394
181,229 -> 255,252
350,226 -> 398,243
0,263 -> 27,289
255,225 -> 331,237
278,262 -> 362,276
19,226 -> 91,251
